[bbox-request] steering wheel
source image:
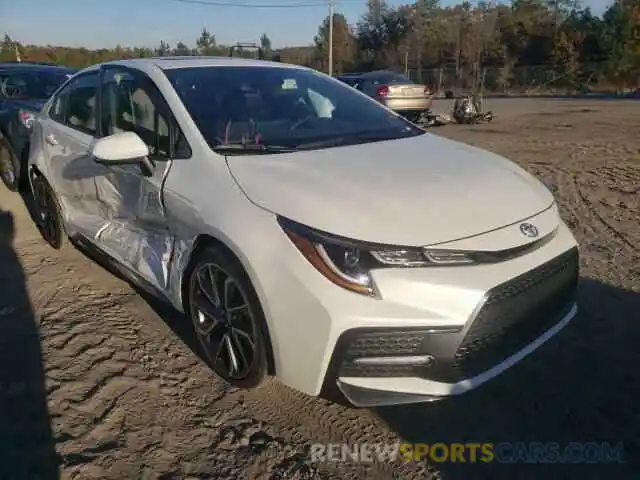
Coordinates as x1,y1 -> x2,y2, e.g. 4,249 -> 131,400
0,80 -> 25,99
289,113 -> 316,133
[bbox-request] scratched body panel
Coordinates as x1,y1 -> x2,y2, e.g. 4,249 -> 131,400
93,159 -> 174,293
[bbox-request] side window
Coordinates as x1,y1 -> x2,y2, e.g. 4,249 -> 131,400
101,68 -> 189,160
49,72 -> 99,136
49,92 -> 68,123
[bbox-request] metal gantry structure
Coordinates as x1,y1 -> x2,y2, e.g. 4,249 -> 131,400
172,0 -> 340,75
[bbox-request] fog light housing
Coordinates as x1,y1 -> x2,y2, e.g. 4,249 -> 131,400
351,355 -> 435,367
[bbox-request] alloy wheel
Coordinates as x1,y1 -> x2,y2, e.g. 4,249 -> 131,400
189,262 -> 258,380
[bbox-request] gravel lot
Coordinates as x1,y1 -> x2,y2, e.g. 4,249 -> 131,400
0,98 -> 638,480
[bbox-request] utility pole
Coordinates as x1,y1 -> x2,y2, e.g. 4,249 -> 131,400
455,12 -> 461,78
328,0 -> 335,76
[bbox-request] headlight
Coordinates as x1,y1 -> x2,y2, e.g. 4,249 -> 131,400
278,217 -> 475,298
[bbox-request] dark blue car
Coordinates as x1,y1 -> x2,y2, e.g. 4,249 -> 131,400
0,62 -> 76,191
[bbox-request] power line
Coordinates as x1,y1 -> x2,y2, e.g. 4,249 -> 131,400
172,0 -> 360,8
173,0 -> 336,8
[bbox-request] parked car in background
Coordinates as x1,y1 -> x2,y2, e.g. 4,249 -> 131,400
337,70 -> 433,123
335,72 -> 365,89
28,57 -> 579,408
0,62 -> 76,191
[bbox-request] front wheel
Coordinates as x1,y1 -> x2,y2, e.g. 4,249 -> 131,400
186,246 -> 271,389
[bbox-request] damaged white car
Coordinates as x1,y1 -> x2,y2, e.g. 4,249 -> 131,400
27,57 -> 579,407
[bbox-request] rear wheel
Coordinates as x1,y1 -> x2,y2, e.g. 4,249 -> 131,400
405,112 -> 419,123
186,246 -> 271,389
31,174 -> 66,250
0,136 -> 19,192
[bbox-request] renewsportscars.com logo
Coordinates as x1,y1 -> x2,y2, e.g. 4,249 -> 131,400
309,442 -> 625,464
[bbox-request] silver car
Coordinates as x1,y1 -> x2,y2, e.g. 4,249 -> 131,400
339,70 -> 433,122
26,57 -> 579,407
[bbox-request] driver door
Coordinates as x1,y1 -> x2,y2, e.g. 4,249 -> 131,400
92,66 -> 181,292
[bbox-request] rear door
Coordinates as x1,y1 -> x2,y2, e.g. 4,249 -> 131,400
37,70 -> 104,238
93,65 -> 189,292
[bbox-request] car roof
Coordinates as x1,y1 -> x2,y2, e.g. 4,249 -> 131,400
360,70 -> 406,78
0,62 -> 77,73
96,56 -> 308,72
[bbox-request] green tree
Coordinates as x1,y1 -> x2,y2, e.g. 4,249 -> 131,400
315,13 -> 356,73
173,41 -> 192,56
155,40 -> 171,56
260,33 -> 272,56
196,27 -> 216,55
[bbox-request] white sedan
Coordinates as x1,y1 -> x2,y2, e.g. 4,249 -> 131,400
26,57 -> 579,407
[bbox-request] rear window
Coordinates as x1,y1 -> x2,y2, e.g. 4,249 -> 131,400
164,66 -> 423,150
0,70 -> 73,100
366,72 -> 413,84
338,76 -> 361,87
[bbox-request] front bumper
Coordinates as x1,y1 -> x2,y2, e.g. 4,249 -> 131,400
242,203 -> 579,406
320,246 -> 580,407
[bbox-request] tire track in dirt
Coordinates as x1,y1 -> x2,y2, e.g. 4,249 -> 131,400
572,171 -> 637,252
20,245 -> 335,479
224,381 -> 437,479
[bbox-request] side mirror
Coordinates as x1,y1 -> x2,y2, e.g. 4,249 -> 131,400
91,131 -> 154,176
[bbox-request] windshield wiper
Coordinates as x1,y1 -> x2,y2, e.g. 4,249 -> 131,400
293,131 -> 410,151
213,144 -> 298,155
293,137 -> 349,150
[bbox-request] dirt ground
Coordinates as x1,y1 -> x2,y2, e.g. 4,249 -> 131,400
0,98 -> 639,480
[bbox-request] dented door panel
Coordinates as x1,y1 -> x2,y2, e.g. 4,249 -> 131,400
94,159 -> 174,292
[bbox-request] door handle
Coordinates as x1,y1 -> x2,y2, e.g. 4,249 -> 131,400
45,133 -> 58,146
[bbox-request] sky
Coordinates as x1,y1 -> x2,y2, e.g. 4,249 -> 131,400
1,0 -> 615,50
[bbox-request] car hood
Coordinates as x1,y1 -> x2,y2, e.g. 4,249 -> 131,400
9,98 -> 47,112
226,133 -> 555,246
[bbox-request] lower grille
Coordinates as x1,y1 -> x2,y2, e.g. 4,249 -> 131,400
446,246 -> 579,381
339,331 -> 431,377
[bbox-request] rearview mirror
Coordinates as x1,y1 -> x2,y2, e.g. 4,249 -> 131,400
91,131 -> 154,176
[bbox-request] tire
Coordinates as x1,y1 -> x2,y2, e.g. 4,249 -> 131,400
31,174 -> 66,250
186,245 -> 271,389
0,135 -> 20,192
404,111 -> 422,124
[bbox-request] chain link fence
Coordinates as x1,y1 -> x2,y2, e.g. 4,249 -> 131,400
406,64 -> 640,97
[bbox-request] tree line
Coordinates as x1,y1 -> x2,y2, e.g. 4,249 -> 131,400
2,0 -> 638,93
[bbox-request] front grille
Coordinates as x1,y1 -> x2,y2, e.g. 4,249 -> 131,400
446,246 -> 579,381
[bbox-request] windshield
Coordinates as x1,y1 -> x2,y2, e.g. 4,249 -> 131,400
0,70 -> 72,100
164,66 -> 424,151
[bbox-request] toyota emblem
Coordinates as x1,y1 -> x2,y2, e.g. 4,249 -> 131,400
519,223 -> 539,238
